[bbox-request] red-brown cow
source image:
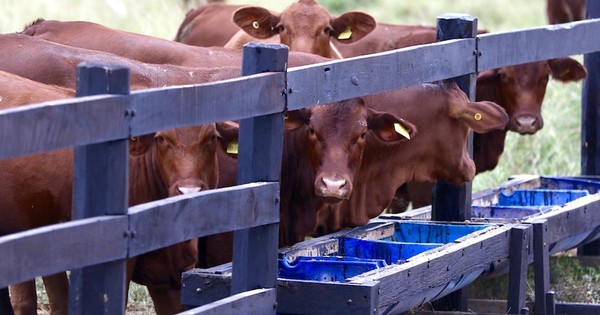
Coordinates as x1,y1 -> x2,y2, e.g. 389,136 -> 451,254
174,3 -> 248,46
202,0 -> 377,58
336,23 -> 587,212
547,0 -> 586,24
279,98 -> 415,245
316,80 -> 509,235
21,19 -> 328,70
0,41 -> 239,314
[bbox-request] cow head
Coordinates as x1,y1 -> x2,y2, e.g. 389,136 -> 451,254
285,97 -> 415,203
233,0 -> 376,58
129,122 -> 238,199
477,57 -> 586,135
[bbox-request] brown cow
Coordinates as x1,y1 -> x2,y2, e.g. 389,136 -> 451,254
203,0 -> 377,58
547,0 -> 586,24
21,19 -> 329,70
0,41 -> 239,314
335,23 -> 587,212
315,80 -> 509,235
174,3 -> 246,46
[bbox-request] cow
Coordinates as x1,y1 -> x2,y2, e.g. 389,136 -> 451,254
335,22 -> 587,212
0,33 -> 243,91
0,41 -> 240,314
174,3 -> 246,46
314,80 -> 509,235
547,0 -> 586,24
175,0 -> 377,59
20,19 -> 329,70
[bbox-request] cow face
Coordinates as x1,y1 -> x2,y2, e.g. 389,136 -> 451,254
130,122 -> 238,198
477,57 -> 586,135
233,0 -> 376,58
286,98 -> 415,203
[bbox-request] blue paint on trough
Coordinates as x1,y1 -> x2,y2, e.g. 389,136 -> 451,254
277,222 -> 491,282
497,189 -> 589,207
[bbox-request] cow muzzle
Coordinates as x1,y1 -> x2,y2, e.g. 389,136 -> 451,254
511,114 -> 543,135
315,175 -> 352,202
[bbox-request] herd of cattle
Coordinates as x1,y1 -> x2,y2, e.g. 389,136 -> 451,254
0,0 -> 588,314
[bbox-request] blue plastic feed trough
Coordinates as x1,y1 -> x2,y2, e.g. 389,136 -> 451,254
278,222 -> 491,282
539,176 -> 600,194
497,189 -> 588,207
473,187 -> 590,220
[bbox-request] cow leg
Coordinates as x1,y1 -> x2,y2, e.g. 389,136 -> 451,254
146,286 -> 184,315
42,272 -> 69,315
8,281 -> 37,315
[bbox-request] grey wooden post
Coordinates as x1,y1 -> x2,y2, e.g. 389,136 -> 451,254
533,220 -> 550,314
69,63 -> 130,314
0,287 -> 14,315
231,42 -> 288,303
431,14 -> 477,312
507,225 -> 531,314
579,0 -> 600,256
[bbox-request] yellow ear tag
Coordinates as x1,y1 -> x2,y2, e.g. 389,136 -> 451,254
474,113 -> 482,121
337,27 -> 352,40
252,21 -> 260,29
227,141 -> 239,154
394,123 -> 411,140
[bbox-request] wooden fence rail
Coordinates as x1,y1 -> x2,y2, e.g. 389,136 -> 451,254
0,12 -> 599,314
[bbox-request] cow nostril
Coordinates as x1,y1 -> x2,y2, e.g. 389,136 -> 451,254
177,186 -> 202,194
322,177 -> 347,191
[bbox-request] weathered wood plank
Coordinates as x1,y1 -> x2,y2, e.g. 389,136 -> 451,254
478,18 -> 600,71
276,280 -> 379,315
507,225 -> 532,314
180,288 -> 276,315
0,216 -> 128,288
286,38 -> 475,110
128,182 -> 279,257
528,195 -> 600,246
129,72 -> 285,136
349,226 -> 513,313
0,95 -> 129,159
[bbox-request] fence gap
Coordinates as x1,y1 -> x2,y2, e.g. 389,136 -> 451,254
231,42 -> 288,305
68,63 -> 130,314
578,0 -> 600,256
431,13 -> 477,312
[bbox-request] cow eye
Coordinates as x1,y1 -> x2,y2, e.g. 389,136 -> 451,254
360,132 -> 367,139
323,26 -> 332,35
275,24 -> 285,33
309,127 -> 315,135
155,134 -> 165,144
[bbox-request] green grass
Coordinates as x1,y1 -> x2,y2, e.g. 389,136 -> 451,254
2,0 -> 589,312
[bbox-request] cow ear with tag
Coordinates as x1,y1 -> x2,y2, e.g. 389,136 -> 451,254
216,121 -> 239,155
331,11 -> 376,43
129,133 -> 155,156
233,6 -> 281,39
449,99 -> 509,133
367,108 -> 417,143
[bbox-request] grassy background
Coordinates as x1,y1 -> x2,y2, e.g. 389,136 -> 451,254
1,0 -> 590,313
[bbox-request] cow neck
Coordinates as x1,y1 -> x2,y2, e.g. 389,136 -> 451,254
128,146 -> 169,206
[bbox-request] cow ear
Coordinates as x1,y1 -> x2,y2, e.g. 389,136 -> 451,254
129,133 -> 155,156
367,109 -> 417,143
549,57 -> 587,82
233,6 -> 280,39
216,121 -> 239,154
449,100 -> 509,133
284,109 -> 311,131
331,11 -> 376,43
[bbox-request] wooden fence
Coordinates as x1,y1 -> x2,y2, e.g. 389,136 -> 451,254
1,5 -> 600,314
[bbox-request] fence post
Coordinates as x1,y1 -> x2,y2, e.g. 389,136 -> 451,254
431,14 -> 477,312
579,0 -> 600,256
231,42 -> 288,305
0,287 -> 13,315
69,63 -> 130,314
